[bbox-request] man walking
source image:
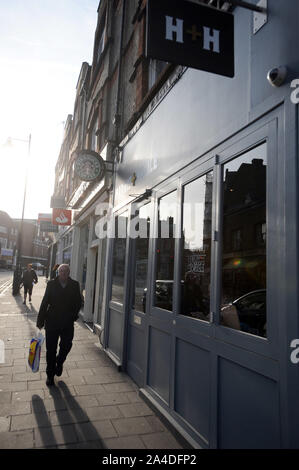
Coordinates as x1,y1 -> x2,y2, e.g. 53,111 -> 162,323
36,264 -> 82,386
21,263 -> 38,304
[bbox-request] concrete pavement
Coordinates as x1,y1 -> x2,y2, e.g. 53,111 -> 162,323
0,276 -> 183,449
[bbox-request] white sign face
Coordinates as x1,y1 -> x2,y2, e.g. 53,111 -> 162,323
0,340 -> 4,364
38,213 -> 52,222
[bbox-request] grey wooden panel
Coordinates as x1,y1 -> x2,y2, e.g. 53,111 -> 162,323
218,357 -> 280,449
174,338 -> 211,444
127,323 -> 145,387
147,326 -> 171,404
107,308 -> 122,360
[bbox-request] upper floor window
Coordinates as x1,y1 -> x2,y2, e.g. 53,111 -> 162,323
97,27 -> 105,62
232,228 -> 242,251
90,120 -> 98,151
95,9 -> 107,65
0,237 -> 8,249
148,59 -> 168,90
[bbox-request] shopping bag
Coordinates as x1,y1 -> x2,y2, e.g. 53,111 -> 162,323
28,331 -> 45,373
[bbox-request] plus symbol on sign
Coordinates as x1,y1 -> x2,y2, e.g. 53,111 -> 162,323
186,24 -> 202,41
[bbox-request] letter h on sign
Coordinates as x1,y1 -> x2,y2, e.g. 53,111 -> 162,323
165,16 -> 184,43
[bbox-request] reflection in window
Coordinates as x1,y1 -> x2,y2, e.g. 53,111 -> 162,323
154,192 -> 177,311
132,204 -> 151,313
220,144 -> 267,338
111,212 -> 128,304
181,172 -> 213,322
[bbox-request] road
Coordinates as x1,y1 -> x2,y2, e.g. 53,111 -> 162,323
0,270 -> 13,296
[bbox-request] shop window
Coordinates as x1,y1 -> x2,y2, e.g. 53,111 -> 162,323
220,144 -> 267,338
180,171 -> 213,322
154,191 -> 177,311
131,203 -> 151,313
111,212 -> 128,304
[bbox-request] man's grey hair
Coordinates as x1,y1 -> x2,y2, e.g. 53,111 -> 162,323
58,264 -> 70,273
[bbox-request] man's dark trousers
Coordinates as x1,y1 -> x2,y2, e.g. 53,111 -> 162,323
45,325 -> 74,379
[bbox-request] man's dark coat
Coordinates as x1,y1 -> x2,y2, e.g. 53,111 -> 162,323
37,277 -> 82,330
22,269 -> 38,286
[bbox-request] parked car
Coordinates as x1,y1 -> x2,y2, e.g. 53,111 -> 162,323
143,280 -> 178,312
221,289 -> 266,337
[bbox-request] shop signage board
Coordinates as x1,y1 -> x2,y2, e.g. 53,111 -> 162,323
146,0 -> 234,77
74,150 -> 106,182
0,248 -> 13,257
38,213 -> 52,222
39,221 -> 59,233
52,209 -> 72,226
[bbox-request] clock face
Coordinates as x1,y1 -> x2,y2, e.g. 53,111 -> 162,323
74,151 -> 105,182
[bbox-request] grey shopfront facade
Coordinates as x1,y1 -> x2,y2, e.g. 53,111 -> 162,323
101,2 -> 299,448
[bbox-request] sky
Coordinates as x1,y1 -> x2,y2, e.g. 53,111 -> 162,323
0,0 -> 99,220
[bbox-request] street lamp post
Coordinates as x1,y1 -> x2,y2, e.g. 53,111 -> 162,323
5,135 -> 32,296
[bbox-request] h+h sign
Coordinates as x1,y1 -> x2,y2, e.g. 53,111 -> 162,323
146,0 -> 234,78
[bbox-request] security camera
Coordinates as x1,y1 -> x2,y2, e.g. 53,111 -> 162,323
267,66 -> 287,87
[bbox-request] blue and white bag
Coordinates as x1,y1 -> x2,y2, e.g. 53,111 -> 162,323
28,331 -> 44,373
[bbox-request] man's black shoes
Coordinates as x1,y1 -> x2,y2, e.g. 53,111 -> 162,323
55,363 -> 63,377
46,377 -> 55,387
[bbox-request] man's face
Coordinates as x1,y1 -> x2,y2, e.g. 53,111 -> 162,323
58,266 -> 70,283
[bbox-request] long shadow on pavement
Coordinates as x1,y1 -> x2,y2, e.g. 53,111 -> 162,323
48,381 -> 105,449
32,395 -> 58,448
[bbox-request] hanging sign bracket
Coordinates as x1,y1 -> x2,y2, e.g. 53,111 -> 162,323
226,0 -> 266,13
225,0 -> 267,34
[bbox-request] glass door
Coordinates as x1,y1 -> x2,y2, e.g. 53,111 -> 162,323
126,202 -> 151,385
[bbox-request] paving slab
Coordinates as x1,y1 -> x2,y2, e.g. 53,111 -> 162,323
141,431 -> 183,449
0,278 -> 183,449
103,435 -> 146,449
0,430 -> 34,449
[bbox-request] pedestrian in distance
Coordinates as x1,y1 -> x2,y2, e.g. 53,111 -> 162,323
36,264 -> 82,387
50,263 -> 60,280
21,263 -> 38,304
